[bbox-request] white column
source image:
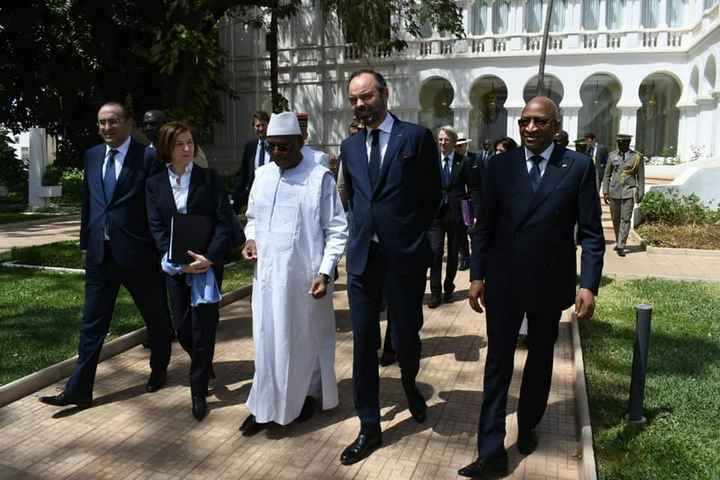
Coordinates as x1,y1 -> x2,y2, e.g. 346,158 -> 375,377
486,1 -> 494,35
453,106 -> 471,137
506,107 -> 523,142
28,128 -> 48,210
618,106 -> 639,143
562,106 -> 581,143
677,104 -> 698,162
599,0 -> 608,29
659,0 -> 669,27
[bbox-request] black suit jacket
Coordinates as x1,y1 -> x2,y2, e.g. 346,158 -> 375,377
145,165 -> 236,274
80,138 -> 161,266
471,146 -> 604,312
231,139 -> 261,213
592,143 -> 609,170
340,114 -> 442,275
437,153 -> 471,224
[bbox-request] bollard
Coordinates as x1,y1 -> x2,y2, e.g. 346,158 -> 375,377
626,304 -> 652,424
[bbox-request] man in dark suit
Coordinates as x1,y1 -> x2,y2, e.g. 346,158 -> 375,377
339,69 -> 441,465
39,102 -> 171,410
142,109 -> 168,163
458,97 -> 604,478
429,125 -> 471,307
584,132 -> 609,191
231,110 -> 270,213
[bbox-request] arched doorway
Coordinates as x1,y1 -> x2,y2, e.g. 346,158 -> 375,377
637,73 -> 681,157
418,78 -> 454,133
469,76 -> 508,145
579,74 -> 622,148
704,56 -> 716,94
523,74 -> 564,125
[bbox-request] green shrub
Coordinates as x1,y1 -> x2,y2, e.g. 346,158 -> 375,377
640,190 -> 720,225
58,168 -> 83,205
41,164 -> 64,186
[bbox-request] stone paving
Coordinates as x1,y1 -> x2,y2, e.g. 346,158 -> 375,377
0,268 -> 581,480
0,216 -> 80,254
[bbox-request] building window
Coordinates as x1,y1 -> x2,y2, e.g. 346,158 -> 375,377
551,0 -> 567,31
606,0 -> 625,29
642,0 -> 659,28
637,73 -> 681,157
704,0 -> 718,10
526,0 -> 543,33
583,0 -> 600,30
667,0 -> 686,27
418,78 -> 455,133
470,0 -> 488,35
493,1 -> 510,34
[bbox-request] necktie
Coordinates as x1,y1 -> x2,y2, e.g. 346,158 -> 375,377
442,156 -> 451,187
258,140 -> 266,167
368,129 -> 381,189
103,149 -> 119,203
529,155 -> 543,193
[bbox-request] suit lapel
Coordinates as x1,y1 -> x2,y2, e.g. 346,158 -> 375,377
352,131 -> 372,195
450,153 -> 464,186
162,170 -> 178,214
186,166 -> 204,212
374,116 -> 403,196
111,140 -> 135,203
517,146 -> 575,228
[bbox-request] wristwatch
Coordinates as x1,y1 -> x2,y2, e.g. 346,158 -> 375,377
319,273 -> 331,284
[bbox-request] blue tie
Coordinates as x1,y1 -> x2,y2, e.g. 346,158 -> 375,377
529,155 -> 543,192
368,129 -> 381,189
442,157 -> 451,187
103,149 -> 119,204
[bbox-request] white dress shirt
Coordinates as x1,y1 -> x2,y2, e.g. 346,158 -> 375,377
168,162 -> 194,214
364,113 -> 395,165
524,143 -> 554,178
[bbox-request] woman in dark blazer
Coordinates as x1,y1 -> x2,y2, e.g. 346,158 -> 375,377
146,121 -> 235,421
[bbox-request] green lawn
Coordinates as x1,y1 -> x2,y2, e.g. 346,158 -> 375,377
581,278 -> 720,480
0,247 -> 253,385
0,267 -> 144,385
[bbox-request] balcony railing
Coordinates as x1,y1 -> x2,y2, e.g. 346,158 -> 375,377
251,6 -> 717,68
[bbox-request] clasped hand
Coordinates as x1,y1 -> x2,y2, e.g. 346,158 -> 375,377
182,250 -> 212,274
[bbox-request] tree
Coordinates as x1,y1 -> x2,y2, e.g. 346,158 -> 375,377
0,0 -> 283,167
324,0 -> 465,55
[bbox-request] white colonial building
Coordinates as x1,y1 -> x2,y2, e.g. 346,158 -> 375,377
207,0 -> 720,174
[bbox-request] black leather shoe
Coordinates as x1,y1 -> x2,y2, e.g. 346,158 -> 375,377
517,430 -> 538,455
379,351 -> 397,367
39,392 -> 92,409
617,248 -> 626,257
340,431 -> 382,465
146,370 -> 167,393
457,451 -> 508,478
402,377 -> 427,423
295,396 -> 315,423
458,260 -> 470,271
428,294 -> 441,309
443,292 -> 455,303
192,395 -> 207,422
239,414 -> 269,436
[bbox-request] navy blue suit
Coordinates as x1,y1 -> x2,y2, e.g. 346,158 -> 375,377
231,139 -> 261,213
66,138 -> 171,400
146,165 -> 235,397
470,145 -> 604,456
340,114 -> 441,431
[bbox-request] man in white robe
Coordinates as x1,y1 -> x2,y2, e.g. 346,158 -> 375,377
240,111 -> 348,436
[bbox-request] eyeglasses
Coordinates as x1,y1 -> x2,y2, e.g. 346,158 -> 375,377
265,142 -> 291,153
518,117 -> 551,128
97,118 -> 122,128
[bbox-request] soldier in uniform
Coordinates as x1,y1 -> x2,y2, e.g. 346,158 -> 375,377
602,134 -> 645,257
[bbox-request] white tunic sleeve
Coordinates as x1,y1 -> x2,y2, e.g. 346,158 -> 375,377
318,172 -> 348,276
244,175 -> 258,241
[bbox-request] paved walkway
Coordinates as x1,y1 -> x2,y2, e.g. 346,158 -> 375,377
0,216 -> 80,254
0,268 -> 581,480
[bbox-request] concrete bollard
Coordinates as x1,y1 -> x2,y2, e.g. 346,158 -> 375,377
627,303 -> 652,424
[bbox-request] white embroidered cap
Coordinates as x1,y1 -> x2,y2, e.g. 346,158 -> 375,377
266,112 -> 302,136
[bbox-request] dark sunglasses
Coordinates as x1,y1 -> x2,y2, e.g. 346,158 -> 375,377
518,116 -> 551,128
265,142 -> 291,153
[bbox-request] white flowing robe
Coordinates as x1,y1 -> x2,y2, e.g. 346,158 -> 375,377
244,156 -> 348,425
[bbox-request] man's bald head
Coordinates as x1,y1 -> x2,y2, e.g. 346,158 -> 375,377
523,96 -> 560,122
